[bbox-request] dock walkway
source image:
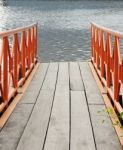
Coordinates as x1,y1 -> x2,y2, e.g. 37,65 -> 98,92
0,61 -> 122,150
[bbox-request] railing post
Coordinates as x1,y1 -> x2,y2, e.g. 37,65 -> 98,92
91,25 -> 94,59
106,34 -> 111,87
35,24 -> 38,60
96,29 -> 99,69
21,31 -> 26,78
31,27 -> 34,64
27,29 -> 31,69
3,37 -> 9,101
114,37 -> 120,101
13,34 -> 18,88
100,31 -> 105,78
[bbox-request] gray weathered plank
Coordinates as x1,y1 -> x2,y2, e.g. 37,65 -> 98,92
71,91 -> 95,150
0,104 -> 33,150
16,62 -> 59,150
79,62 -> 104,104
1,61 -> 122,150
42,62 -> 58,90
89,105 -> 122,150
69,62 -> 84,91
20,63 -> 49,104
16,90 -> 55,150
44,62 -> 69,150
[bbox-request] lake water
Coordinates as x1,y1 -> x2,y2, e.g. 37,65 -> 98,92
0,0 -> 123,62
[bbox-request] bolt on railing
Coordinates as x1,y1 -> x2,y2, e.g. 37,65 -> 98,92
91,22 -> 123,115
0,23 -> 38,112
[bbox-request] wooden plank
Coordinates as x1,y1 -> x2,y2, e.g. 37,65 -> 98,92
16,62 -> 58,150
0,63 -> 40,128
16,90 -> 55,150
79,62 -> 104,104
89,61 -> 123,147
44,62 -> 69,150
26,63 -> 49,86
20,63 -> 49,104
89,105 -> 122,150
69,62 -> 84,91
0,104 -> 33,150
71,91 -> 95,150
42,62 -> 58,90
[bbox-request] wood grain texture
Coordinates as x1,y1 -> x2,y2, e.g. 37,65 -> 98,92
16,63 -> 59,150
0,63 -> 40,128
0,61 -> 122,150
89,105 -> 122,150
79,62 -> 104,104
20,63 -> 49,104
42,63 -> 58,90
71,91 -> 95,150
16,90 -> 55,150
0,104 -> 33,150
44,62 -> 70,150
69,62 -> 84,91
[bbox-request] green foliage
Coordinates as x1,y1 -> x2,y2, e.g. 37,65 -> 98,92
119,112 -> 123,120
106,107 -> 113,115
97,107 -> 123,137
97,107 -> 123,129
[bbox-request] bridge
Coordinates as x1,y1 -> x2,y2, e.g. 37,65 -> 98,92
0,23 -> 123,150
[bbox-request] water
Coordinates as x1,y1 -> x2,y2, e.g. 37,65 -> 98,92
0,0 -> 123,62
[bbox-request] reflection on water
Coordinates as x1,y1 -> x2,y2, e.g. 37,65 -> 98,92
0,0 -> 123,62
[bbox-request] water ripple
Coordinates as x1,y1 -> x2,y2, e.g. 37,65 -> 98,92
0,0 -> 123,62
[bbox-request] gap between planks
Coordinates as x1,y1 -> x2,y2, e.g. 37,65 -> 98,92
0,63 -> 40,128
43,62 -> 70,150
89,61 -> 123,148
16,62 -> 59,150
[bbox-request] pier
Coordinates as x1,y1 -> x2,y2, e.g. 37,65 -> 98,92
0,61 -> 121,150
0,23 -> 123,150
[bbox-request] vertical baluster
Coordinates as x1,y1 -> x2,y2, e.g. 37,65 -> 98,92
0,41 -> 3,98
27,29 -> 31,69
3,37 -> 9,101
35,24 -> 38,60
31,27 -> 34,63
100,31 -> 105,78
94,27 -> 97,63
106,34 -> 111,87
21,31 -> 26,78
91,25 -> 94,59
96,29 -> 99,69
121,60 -> 123,83
0,65 -> 3,97
13,34 -> 18,88
114,37 -> 120,101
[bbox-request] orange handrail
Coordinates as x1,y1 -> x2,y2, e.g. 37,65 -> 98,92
91,22 -> 123,114
0,23 -> 38,112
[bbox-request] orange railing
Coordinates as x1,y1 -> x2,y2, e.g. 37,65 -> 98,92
0,23 -> 37,112
91,22 -> 123,114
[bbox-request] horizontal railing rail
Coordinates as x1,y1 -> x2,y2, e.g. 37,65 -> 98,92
0,23 -> 38,112
91,22 -> 123,114
0,23 -> 37,37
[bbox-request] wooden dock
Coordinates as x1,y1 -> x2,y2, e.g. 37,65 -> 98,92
0,61 -> 122,150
